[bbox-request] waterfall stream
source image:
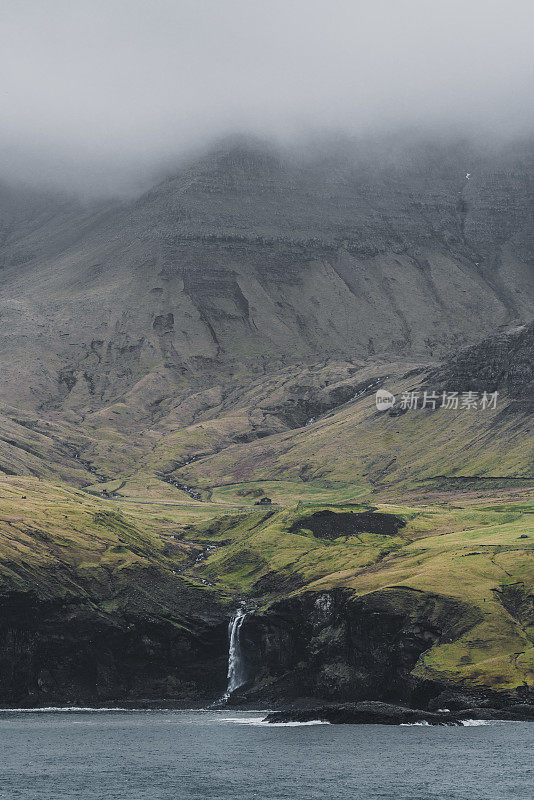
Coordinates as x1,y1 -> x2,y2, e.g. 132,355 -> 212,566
223,606 -> 248,700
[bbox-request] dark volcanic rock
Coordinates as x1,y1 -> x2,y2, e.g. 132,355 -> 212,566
264,699 -> 534,725
426,688 -> 534,713
0,590 -> 228,708
289,510 -> 406,540
237,588 -> 481,706
431,322 -> 534,403
264,701 -> 463,726
456,706 -> 534,721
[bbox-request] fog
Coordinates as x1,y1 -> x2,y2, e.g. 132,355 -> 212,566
2,0 -> 534,195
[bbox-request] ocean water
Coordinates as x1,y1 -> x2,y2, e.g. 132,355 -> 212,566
0,709 -> 532,799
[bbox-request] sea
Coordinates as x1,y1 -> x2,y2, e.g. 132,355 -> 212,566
0,709 -> 532,799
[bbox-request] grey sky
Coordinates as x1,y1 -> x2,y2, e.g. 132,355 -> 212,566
2,0 -> 534,194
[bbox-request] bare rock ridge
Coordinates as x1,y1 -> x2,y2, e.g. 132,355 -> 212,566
432,322 -> 534,403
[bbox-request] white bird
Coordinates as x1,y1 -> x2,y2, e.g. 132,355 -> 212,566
466,173 -> 471,180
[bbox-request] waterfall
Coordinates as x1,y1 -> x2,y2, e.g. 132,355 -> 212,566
223,606 -> 247,700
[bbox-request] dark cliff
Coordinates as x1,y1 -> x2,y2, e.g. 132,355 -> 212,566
0,590 -> 228,707
432,321 -> 534,403
234,588 -> 482,707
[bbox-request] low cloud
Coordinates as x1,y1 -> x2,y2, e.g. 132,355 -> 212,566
2,0 -> 534,195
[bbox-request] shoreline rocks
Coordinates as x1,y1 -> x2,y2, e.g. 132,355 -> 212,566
263,700 -> 534,726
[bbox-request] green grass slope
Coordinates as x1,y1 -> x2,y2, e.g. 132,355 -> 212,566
171,498 -> 534,691
0,477 -> 532,693
175,331 -> 534,499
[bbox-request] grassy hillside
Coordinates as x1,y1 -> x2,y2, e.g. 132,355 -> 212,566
1,476 -> 531,693
0,477 -> 229,612
177,377 -> 533,498
151,497 -> 534,690
2,328 -> 531,513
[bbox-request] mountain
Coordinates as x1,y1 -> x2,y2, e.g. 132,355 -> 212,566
0,137 -> 532,710
1,136 -> 533,419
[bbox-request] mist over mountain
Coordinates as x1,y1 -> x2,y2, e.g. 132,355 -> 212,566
2,0 -> 534,195
0,134 -> 533,417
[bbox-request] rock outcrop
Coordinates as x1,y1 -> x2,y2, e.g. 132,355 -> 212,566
432,322 -> 534,398
0,589 -> 229,707
264,700 -> 534,725
230,588 -> 483,707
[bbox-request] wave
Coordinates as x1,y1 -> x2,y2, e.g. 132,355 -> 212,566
219,716 -> 330,726
399,721 -> 431,726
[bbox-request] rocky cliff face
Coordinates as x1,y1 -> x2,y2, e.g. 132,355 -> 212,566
0,590 -> 229,707
433,321 -> 534,403
0,585 -> 500,709
236,588 -> 482,707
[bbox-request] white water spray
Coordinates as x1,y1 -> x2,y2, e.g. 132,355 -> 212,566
223,606 -> 248,700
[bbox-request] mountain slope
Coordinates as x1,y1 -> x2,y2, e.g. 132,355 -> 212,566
1,137 -> 533,417
165,323 -> 534,499
0,138 -> 533,708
